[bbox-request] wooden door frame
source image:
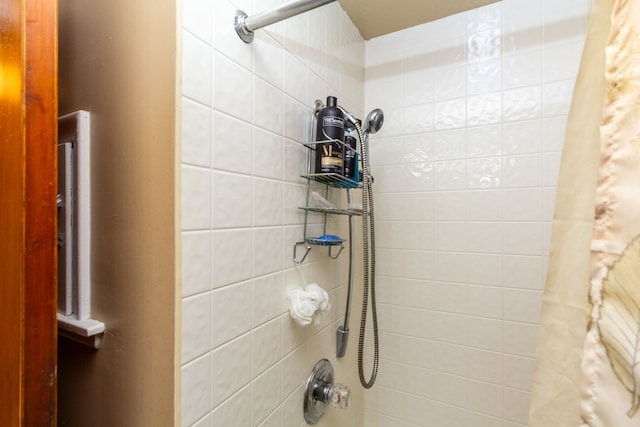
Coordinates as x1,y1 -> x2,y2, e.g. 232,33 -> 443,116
0,0 -> 58,425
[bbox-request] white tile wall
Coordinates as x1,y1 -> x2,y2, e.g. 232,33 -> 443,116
181,0 -> 364,426
364,0 -> 588,425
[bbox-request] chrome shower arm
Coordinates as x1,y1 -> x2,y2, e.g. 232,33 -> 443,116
234,0 -> 337,43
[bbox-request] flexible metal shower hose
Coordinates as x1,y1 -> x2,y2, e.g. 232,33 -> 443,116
355,124 -> 379,389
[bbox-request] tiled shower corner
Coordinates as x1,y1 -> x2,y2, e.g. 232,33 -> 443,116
364,0 -> 589,425
181,0 -> 364,426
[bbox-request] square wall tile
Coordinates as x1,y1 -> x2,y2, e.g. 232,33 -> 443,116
283,96 -> 309,143
183,30 -> 212,106
503,154 -> 542,188
210,335 -> 252,408
543,151 -> 562,187
213,111 -> 252,174
253,77 -> 283,135
372,136 -> 404,167
252,318 -> 283,376
435,129 -> 466,161
467,317 -> 503,352
466,190 -> 502,221
467,92 -> 502,127
467,253 -> 502,286
182,292 -> 212,363
209,385 -> 251,427
212,0 -> 252,70
467,59 -> 502,96
542,0 -> 586,43
434,160 -> 466,190
433,223 -> 467,252
211,281 -> 252,348
404,59 -> 434,106
466,124 -> 502,158
466,347 -> 503,384
432,251 -> 467,283
542,187 -> 557,221
213,51 -> 252,122
504,354 -> 536,391
182,97 -> 212,167
253,128 -> 283,180
504,289 -> 542,324
467,2 -> 502,33
253,179 -> 283,227
502,0 -> 542,53
503,222 -> 542,255
543,40 -> 584,83
542,115 -> 568,152
213,172 -> 252,228
504,388 -> 532,424
542,79 -> 575,117
504,50 -> 542,89
467,29 -> 502,64
183,0 -> 211,44
503,119 -> 542,155
212,229 -> 252,288
434,64 -> 466,101
467,157 -> 502,189
377,221 -> 404,249
434,191 -> 466,221
252,363 -> 282,424
435,98 -> 467,130
182,354 -> 212,426
376,165 -> 404,193
182,165 -> 212,231
503,255 -> 543,290
404,103 -> 435,134
467,379 -> 503,417
423,281 -> 467,314
503,188 -> 542,221
404,133 -> 435,163
254,32 -> 284,90
466,222 -> 502,254
504,322 -> 538,357
253,227 -> 283,276
182,231 -> 212,297
401,250 -> 434,280
503,86 -> 542,122
252,273 -> 284,326
403,163 -> 434,192
284,51 -> 308,103
467,285 -> 503,319
403,222 -> 434,251
401,192 -> 435,220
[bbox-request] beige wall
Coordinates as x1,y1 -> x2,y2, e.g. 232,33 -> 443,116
57,0 -> 179,425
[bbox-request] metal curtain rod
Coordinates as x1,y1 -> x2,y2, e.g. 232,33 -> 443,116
234,0 -> 337,43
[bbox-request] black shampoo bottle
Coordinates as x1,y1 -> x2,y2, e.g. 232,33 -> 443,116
315,96 -> 345,174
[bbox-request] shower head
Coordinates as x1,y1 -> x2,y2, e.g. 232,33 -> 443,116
365,109 -> 384,134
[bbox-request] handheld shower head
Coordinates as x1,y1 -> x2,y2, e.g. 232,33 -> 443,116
365,109 -> 384,134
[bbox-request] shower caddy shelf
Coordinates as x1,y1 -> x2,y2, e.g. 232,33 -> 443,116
293,139 -> 361,264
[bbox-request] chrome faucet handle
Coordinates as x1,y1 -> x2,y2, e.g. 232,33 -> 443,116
304,359 -> 351,424
327,383 -> 351,409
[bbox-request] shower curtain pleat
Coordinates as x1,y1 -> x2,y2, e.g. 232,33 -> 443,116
528,1 -> 613,426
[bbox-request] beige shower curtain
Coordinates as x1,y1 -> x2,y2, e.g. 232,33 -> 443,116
530,0 -> 640,426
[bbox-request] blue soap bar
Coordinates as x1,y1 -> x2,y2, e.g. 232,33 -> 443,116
316,234 -> 342,245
